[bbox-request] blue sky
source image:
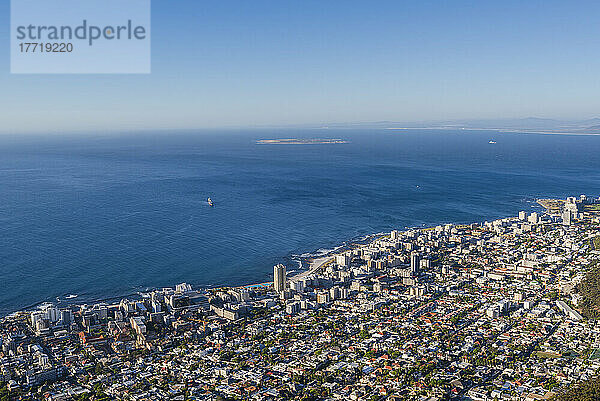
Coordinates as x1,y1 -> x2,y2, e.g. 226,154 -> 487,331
1,0 -> 600,134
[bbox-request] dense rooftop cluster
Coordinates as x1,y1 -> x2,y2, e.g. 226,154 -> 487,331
1,196 -> 600,400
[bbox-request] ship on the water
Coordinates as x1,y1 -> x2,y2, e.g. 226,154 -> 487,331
207,197 -> 214,207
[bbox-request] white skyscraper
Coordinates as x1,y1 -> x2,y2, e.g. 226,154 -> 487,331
528,212 -> 539,224
273,264 -> 286,293
336,253 -> 350,267
290,279 -> 305,293
562,210 -> 572,226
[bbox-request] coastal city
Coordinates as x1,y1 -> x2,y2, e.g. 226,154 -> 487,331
1,195 -> 600,401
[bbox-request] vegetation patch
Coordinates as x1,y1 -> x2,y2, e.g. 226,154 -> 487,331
552,375 -> 600,401
594,236 -> 600,250
576,261 -> 600,318
535,351 -> 562,359
589,348 -> 600,360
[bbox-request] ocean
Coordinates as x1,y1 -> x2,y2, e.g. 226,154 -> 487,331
1,129 -> 599,315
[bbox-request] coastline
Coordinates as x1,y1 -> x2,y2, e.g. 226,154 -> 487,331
288,256 -> 333,283
0,221 -> 507,316
2,207 -> 549,317
2,231 -> 388,317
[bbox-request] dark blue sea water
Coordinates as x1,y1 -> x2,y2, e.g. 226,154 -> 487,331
1,129 -> 599,315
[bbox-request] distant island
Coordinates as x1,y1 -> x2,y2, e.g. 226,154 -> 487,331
256,138 -> 348,145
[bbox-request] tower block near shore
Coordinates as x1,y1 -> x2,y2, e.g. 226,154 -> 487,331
274,264 -> 287,293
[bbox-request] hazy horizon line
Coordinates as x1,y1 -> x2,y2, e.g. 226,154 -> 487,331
2,115 -> 600,137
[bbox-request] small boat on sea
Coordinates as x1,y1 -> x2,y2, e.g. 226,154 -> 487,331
489,140 -> 497,144
207,197 -> 214,207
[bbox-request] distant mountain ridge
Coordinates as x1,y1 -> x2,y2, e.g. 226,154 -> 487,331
300,117 -> 600,133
